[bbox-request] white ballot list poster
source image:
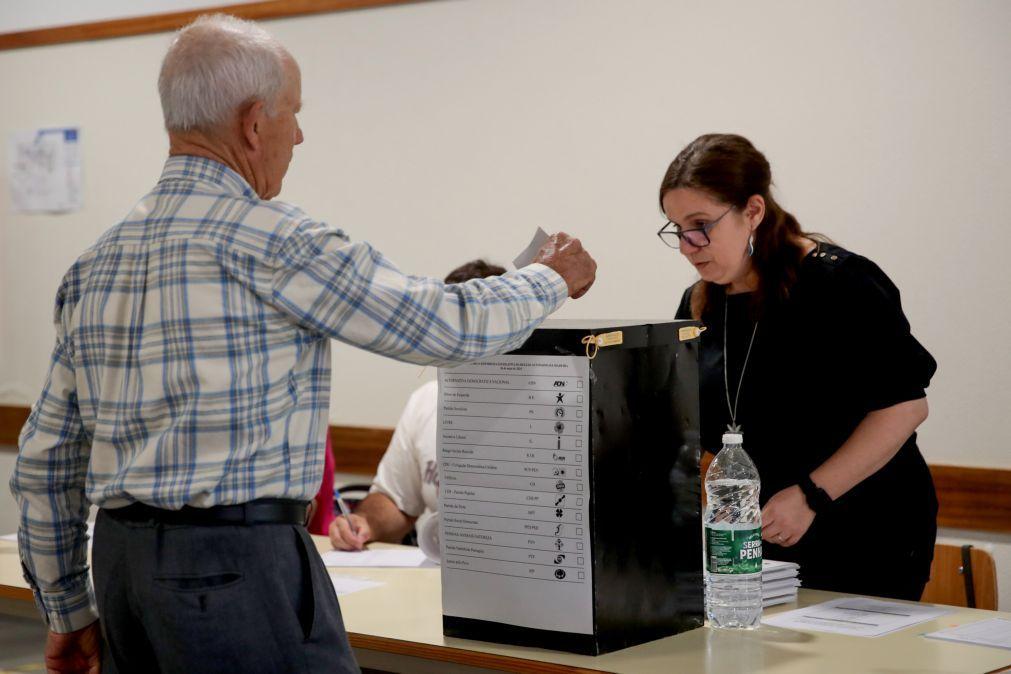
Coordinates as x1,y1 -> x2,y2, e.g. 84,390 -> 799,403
8,127 -> 82,213
438,355 -> 593,634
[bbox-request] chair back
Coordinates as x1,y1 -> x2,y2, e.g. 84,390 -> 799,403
921,544 -> 998,610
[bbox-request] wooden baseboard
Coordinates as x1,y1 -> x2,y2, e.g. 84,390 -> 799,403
0,406 -> 30,446
328,425 -> 393,475
3,406 -> 1009,533
0,0 -> 427,51
331,426 -> 1011,534
929,464 -> 1011,534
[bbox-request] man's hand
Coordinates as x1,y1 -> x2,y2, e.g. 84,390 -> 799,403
45,620 -> 102,674
329,513 -> 372,551
533,233 -> 597,299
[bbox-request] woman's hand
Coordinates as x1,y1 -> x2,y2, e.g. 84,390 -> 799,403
328,513 -> 371,551
761,485 -> 815,547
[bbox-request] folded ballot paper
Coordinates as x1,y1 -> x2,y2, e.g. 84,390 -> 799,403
763,559 -> 800,608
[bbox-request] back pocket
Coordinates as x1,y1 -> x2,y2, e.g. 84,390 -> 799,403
154,572 -> 244,592
292,527 -> 319,641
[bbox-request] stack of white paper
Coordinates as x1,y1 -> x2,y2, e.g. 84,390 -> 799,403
763,559 -> 800,608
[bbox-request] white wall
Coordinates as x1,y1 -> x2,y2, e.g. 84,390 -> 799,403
0,0 -> 1009,602
5,0 -> 1008,466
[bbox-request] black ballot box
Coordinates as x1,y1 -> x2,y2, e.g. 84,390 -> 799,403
437,319 -> 704,655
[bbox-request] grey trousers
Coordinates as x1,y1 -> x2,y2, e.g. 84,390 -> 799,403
93,509 -> 360,673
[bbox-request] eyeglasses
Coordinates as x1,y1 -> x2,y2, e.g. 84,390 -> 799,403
657,206 -> 734,249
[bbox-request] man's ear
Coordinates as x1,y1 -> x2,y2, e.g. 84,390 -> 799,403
746,194 -> 766,230
241,100 -> 266,153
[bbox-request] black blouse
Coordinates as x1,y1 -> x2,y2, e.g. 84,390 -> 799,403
677,243 -> 938,599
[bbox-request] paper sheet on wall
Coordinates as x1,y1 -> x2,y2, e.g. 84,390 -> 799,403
439,355 -> 593,635
7,127 -> 82,213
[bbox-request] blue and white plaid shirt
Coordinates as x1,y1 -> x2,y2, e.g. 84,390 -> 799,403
10,155 -> 567,632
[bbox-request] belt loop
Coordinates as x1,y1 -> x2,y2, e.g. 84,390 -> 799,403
243,502 -> 254,526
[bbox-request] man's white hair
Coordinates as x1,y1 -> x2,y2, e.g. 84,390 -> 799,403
159,14 -> 288,132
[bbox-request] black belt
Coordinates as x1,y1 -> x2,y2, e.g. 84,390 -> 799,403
105,498 -> 311,526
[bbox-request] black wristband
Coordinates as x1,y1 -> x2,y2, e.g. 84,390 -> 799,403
798,475 -> 833,514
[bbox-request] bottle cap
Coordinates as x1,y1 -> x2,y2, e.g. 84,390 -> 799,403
722,432 -> 743,445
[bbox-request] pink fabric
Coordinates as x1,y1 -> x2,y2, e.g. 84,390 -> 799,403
308,434 -> 336,535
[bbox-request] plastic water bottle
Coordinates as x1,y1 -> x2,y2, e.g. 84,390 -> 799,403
704,432 -> 762,629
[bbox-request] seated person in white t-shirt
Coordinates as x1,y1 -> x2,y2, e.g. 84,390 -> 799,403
329,260 -> 507,550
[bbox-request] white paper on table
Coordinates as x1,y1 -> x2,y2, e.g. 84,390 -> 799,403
320,547 -> 431,568
762,597 -> 952,637
924,618 -> 1011,650
327,572 -> 384,596
8,127 -> 82,213
0,533 -> 16,542
512,227 -> 549,268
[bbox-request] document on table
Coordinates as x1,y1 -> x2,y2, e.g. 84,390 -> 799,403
762,597 -> 952,637
320,548 -> 431,568
328,572 -> 384,596
438,355 -> 593,635
924,619 -> 1011,650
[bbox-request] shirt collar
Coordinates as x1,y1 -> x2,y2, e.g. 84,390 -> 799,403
158,155 -> 258,199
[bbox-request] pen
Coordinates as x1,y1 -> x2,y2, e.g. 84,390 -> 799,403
335,492 -> 360,538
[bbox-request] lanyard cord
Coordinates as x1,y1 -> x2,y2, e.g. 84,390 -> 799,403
723,294 -> 758,433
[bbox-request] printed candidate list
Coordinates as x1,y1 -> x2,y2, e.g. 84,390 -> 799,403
438,355 -> 593,634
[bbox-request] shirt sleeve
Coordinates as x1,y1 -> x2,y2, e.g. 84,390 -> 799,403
269,221 -> 568,366
832,256 -> 937,413
9,328 -> 97,633
370,385 -> 429,517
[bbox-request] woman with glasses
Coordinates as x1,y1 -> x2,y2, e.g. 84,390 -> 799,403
662,134 -> 937,600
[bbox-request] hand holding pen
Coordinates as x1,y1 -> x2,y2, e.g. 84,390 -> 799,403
329,492 -> 371,550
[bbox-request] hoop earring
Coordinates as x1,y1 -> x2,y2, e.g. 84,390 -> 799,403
747,235 -> 755,257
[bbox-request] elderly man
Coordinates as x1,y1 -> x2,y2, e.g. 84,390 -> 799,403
10,14 -> 595,674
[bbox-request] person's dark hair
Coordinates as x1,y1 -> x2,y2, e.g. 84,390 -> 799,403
659,133 -> 819,319
444,259 -> 507,284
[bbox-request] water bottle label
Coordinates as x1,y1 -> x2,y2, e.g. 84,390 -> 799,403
705,525 -> 762,574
